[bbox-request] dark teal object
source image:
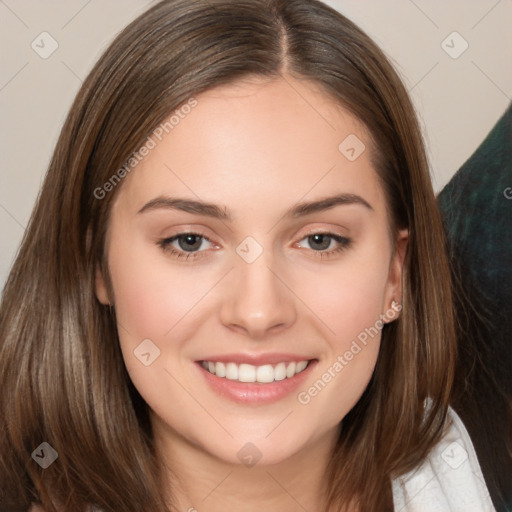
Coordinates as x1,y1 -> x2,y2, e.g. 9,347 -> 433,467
438,104 -> 512,512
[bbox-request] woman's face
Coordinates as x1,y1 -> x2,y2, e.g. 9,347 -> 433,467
96,76 -> 407,466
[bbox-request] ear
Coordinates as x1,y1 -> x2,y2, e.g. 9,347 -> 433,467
95,264 -> 111,305
382,228 -> 408,321
88,226 -> 112,306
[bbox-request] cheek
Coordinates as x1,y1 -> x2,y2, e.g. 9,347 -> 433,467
295,250 -> 390,345
291,247 -> 390,417
105,234 -> 214,415
108,234 -> 207,339
106,231 -> 222,383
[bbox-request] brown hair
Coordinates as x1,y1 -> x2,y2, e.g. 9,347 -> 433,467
0,1 -> 456,510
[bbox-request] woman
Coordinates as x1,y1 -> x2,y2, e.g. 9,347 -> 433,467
0,0 -> 496,510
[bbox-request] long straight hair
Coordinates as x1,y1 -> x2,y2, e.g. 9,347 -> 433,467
0,1 -> 456,510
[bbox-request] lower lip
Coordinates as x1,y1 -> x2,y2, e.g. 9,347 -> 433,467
195,360 -> 318,405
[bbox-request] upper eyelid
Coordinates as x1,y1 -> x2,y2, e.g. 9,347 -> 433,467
158,219 -> 350,241
163,228 -> 347,240
162,232 -> 216,247
299,226 -> 348,237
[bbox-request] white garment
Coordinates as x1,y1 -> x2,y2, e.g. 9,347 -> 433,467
392,405 -> 496,512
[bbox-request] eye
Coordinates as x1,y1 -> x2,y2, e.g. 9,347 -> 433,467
295,232 -> 351,258
157,231 -> 351,262
157,232 -> 216,261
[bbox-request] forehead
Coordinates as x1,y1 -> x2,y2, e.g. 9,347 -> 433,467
112,76 -> 386,220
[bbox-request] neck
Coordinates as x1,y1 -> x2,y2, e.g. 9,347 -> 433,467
152,416 -> 342,512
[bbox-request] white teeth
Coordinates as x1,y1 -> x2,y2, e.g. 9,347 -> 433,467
274,362 -> 287,381
215,361 -> 226,378
226,362 -> 238,380
256,365 -> 274,383
286,362 -> 296,378
238,364 -> 256,382
201,359 -> 311,383
296,360 -> 308,373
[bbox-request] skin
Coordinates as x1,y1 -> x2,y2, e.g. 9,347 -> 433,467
95,75 -> 408,512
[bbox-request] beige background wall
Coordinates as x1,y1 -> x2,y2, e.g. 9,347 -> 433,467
1,0 -> 511,289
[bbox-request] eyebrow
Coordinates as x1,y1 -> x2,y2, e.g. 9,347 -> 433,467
137,193 -> 373,220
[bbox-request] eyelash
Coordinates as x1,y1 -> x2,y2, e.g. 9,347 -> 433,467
157,231 -> 352,262
157,232 -> 215,261
298,230 -> 352,259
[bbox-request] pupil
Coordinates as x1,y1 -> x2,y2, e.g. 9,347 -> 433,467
179,235 -> 201,251
310,234 -> 330,251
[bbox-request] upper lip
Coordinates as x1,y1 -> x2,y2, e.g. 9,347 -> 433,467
197,353 -> 316,366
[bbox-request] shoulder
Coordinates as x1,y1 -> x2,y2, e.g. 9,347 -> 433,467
391,405 -> 496,512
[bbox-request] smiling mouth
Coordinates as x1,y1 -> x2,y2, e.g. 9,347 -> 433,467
200,359 -> 313,384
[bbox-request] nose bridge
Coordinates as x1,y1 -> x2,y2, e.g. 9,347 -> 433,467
219,238 -> 297,337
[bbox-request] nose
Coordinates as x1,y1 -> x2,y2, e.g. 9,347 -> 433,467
219,249 -> 297,339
